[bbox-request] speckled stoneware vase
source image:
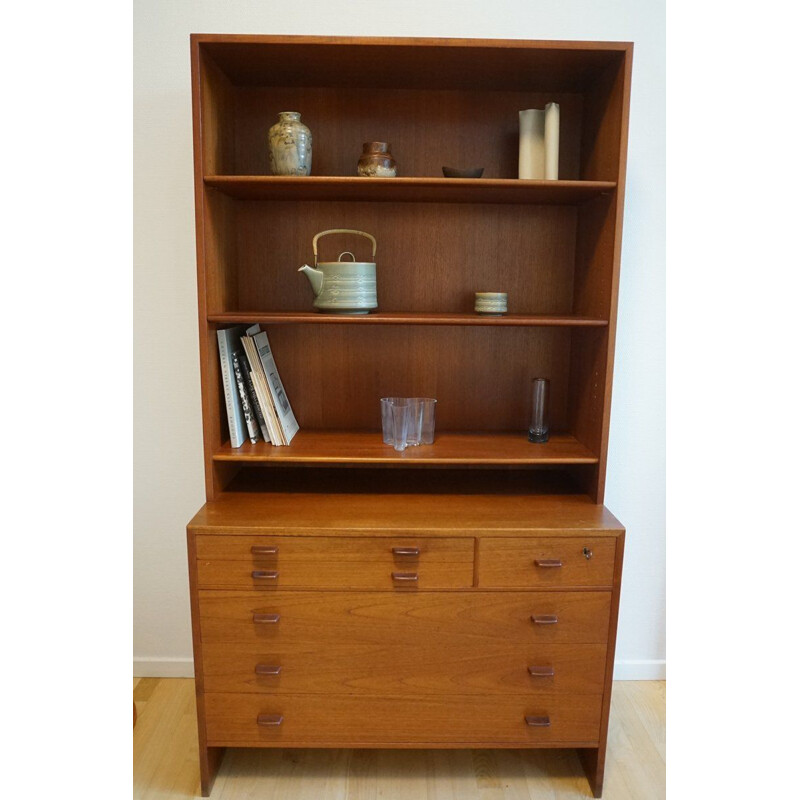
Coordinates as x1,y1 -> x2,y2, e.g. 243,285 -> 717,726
268,112 -> 312,176
357,142 -> 397,177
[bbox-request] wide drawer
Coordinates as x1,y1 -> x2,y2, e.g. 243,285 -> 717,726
198,590 -> 612,645
196,535 -> 474,589
479,537 -> 616,588
203,692 -> 602,746
201,641 -> 606,695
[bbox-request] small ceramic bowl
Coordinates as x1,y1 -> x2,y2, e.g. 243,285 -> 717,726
475,291 -> 508,316
442,166 -> 484,179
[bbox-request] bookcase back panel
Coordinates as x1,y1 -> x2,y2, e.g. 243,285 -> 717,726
251,325 -> 573,432
202,39 -> 624,93
230,87 -> 584,181
227,200 -> 577,315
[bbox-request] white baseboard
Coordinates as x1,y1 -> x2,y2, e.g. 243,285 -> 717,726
134,657 -> 665,681
613,659 -> 666,680
134,657 -> 194,678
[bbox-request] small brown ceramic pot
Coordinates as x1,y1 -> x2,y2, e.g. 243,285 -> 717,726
357,142 -> 397,177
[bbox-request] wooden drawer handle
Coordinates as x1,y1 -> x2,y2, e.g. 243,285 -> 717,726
530,614 -> 558,625
392,547 -> 421,557
391,572 -> 419,582
528,666 -> 555,677
525,715 -> 551,727
252,613 -> 280,624
252,570 -> 279,580
255,664 -> 282,676
534,559 -> 563,568
251,545 -> 279,556
256,714 -> 283,727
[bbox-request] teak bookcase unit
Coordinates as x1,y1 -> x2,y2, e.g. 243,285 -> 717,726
187,35 -> 632,798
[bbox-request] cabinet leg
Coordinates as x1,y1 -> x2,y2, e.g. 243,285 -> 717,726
578,747 -> 605,798
199,746 -> 225,797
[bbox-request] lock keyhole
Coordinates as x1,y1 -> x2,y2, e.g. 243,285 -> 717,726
582,547 -> 593,560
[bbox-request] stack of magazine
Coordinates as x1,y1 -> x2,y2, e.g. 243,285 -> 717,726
217,324 -> 299,447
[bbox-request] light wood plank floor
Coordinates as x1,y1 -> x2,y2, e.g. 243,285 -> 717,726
133,679 -> 665,800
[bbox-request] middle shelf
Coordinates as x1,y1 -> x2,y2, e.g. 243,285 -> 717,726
213,431 -> 599,466
208,312 -> 608,327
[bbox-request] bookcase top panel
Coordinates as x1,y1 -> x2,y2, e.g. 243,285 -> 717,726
194,35 -> 631,91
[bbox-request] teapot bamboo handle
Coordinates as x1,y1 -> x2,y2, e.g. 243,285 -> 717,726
312,229 -> 377,265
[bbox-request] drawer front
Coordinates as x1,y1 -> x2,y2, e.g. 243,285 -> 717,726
203,692 -> 602,746
198,590 -> 612,646
201,641 -> 606,696
196,535 -> 474,589
479,537 -> 616,588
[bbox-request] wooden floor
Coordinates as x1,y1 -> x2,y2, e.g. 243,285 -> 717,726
133,678 -> 665,800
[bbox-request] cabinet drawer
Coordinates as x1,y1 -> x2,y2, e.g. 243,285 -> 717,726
198,590 -> 612,645
201,641 -> 606,696
479,537 -> 616,588
196,535 -> 474,589
203,692 -> 602,746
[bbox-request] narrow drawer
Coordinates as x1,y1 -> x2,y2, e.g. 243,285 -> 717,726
196,535 -> 474,589
203,692 -> 602,746
201,641 -> 607,696
479,537 -> 616,588
198,590 -> 612,645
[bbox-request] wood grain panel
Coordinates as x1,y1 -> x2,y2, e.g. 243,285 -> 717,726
195,533 -> 472,562
204,176 -> 616,204
201,641 -> 607,696
212,432 -> 598,466
204,691 -> 602,746
234,200 -> 577,314
199,35 -> 630,92
188,491 -> 625,535
479,537 -> 615,588
259,326 -> 573,432
197,591 -> 612,645
196,535 -> 473,589
197,558 -> 472,590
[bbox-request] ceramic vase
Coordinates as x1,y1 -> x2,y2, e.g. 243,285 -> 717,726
268,112 -> 312,176
357,142 -> 397,177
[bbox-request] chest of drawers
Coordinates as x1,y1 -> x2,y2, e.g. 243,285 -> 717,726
187,492 -> 624,797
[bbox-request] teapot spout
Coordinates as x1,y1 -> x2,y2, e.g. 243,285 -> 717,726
298,264 -> 324,297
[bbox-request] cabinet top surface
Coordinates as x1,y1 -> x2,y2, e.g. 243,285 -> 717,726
192,34 -> 633,49
188,492 -> 624,535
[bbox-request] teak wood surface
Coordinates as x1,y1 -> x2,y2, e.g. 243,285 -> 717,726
188,34 -> 632,799
199,640 -> 608,696
196,590 -> 614,646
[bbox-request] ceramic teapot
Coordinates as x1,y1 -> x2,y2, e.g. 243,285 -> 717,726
298,229 -> 378,314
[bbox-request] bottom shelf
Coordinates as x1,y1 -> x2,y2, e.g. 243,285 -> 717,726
213,431 -> 598,466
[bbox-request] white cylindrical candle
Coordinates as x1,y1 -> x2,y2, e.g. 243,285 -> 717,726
544,102 -> 560,180
518,109 -> 545,179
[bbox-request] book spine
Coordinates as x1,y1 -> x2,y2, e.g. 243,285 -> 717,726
217,329 -> 245,448
232,350 -> 260,443
242,359 -> 270,443
255,331 -> 299,444
241,335 -> 283,446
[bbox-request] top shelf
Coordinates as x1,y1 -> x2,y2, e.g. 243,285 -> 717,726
196,35 -> 631,92
204,176 -> 616,205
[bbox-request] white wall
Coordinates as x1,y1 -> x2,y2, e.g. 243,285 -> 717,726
133,0 -> 665,678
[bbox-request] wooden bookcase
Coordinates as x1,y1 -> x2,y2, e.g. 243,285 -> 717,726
188,35 -> 632,798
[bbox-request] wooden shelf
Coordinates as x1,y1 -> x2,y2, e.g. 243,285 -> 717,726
213,431 -> 599,466
204,176 -> 616,204
208,312 -> 608,327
